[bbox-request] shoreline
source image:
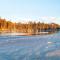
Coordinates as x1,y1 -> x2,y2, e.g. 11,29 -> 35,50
0,32 -> 56,36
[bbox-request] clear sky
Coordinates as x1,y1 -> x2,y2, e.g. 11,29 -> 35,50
0,0 -> 60,24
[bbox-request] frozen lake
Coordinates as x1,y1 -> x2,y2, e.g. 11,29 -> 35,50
0,32 -> 60,60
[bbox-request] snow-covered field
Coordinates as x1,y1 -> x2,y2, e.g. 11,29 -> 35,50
0,32 -> 60,60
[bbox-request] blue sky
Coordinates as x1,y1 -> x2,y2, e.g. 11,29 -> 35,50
0,0 -> 60,24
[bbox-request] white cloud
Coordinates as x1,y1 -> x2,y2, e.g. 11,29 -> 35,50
39,16 -> 60,24
0,16 -> 60,24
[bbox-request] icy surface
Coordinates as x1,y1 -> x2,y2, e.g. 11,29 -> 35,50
0,32 -> 60,60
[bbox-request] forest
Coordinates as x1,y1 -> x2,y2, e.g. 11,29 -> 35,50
0,18 -> 60,34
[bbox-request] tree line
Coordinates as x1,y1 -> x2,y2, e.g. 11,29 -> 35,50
0,18 -> 60,33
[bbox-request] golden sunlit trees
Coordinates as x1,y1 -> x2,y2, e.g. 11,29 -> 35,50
0,18 -> 60,33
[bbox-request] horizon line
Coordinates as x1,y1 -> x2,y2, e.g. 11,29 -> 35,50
0,16 -> 60,24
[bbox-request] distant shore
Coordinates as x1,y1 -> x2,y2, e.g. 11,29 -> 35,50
0,18 -> 60,36
0,31 -> 56,36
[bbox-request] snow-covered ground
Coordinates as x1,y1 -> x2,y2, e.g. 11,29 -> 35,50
0,32 -> 60,60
